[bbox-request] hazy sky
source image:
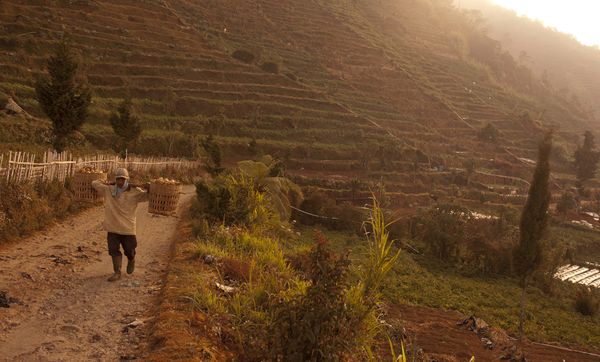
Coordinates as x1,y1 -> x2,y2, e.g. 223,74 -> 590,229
490,0 -> 600,46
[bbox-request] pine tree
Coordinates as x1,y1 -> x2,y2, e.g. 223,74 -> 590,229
574,131 -> 599,191
35,40 -> 91,152
109,97 -> 141,156
514,131 -> 552,340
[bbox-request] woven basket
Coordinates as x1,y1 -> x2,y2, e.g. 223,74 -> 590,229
148,182 -> 182,215
74,172 -> 107,203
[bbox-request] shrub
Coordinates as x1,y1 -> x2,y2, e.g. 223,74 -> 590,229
479,123 -> 500,142
418,204 -> 517,274
419,204 -> 470,260
232,49 -> 255,63
269,231 -> 354,360
324,201 -> 364,233
260,61 -> 279,74
0,179 -> 79,243
294,188 -> 363,232
193,174 -> 273,228
556,192 -> 577,214
200,134 -> 224,176
575,287 -> 599,316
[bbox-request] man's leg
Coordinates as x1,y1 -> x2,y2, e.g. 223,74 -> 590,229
107,232 -> 122,281
121,235 -> 138,275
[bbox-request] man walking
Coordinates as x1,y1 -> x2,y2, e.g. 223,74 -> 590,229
92,168 -> 149,282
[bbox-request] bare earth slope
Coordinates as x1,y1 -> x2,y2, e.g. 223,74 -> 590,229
0,185 -> 194,361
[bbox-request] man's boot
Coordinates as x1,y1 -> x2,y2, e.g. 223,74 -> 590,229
126,258 -> 135,275
108,255 -> 122,282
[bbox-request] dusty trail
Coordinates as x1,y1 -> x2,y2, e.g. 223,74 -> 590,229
0,185 -> 195,361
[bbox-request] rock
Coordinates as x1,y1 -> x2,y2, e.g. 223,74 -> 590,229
489,327 -> 510,347
20,272 -> 34,281
122,319 -> 145,333
123,280 -> 141,288
90,333 -> 103,343
215,282 -> 236,294
459,315 -> 490,337
49,255 -> 71,265
481,337 -> 494,349
500,345 -> 527,361
120,354 -> 138,360
0,291 -> 22,308
203,254 -> 216,265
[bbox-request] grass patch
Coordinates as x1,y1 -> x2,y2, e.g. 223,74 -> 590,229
291,225 -> 600,350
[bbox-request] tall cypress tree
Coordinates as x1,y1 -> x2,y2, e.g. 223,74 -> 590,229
514,131 -> 552,340
35,40 -> 91,152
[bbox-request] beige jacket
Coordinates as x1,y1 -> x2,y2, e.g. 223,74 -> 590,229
92,180 -> 149,235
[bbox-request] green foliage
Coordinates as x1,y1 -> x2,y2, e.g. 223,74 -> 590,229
190,197 -> 399,360
417,204 -> 517,275
556,192 -> 577,215
574,287 -> 599,317
193,174 -> 274,228
34,40 -> 91,152
420,204 -> 471,260
0,179 -> 81,243
478,123 -> 500,142
260,61 -> 280,74
295,187 -> 364,233
270,231 -> 355,360
574,130 -> 599,186
463,158 -> 476,184
200,134 -> 224,176
237,157 -> 303,222
232,49 -> 255,63
362,196 -> 401,298
109,97 -> 141,155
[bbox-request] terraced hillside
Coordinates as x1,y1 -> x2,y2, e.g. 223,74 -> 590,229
0,0 -> 595,202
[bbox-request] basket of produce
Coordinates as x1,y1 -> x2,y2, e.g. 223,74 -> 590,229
148,177 -> 182,215
74,167 -> 107,203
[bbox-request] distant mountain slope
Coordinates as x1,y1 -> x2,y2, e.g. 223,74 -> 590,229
458,0 -> 600,119
0,0 -> 593,172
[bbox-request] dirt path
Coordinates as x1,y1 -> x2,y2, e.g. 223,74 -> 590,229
0,185 -> 195,361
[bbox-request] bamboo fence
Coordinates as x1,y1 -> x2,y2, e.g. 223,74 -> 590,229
0,150 -> 200,183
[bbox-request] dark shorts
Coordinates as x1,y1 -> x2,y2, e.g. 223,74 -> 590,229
107,232 -> 137,260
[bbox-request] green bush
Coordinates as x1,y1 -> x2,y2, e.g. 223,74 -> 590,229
193,175 -> 270,227
575,287 -> 599,316
191,197 -> 399,360
270,231 -> 355,360
556,192 -> 577,214
232,49 -> 255,63
294,187 -> 363,233
418,204 -> 517,274
260,61 -> 279,74
0,179 -> 79,243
